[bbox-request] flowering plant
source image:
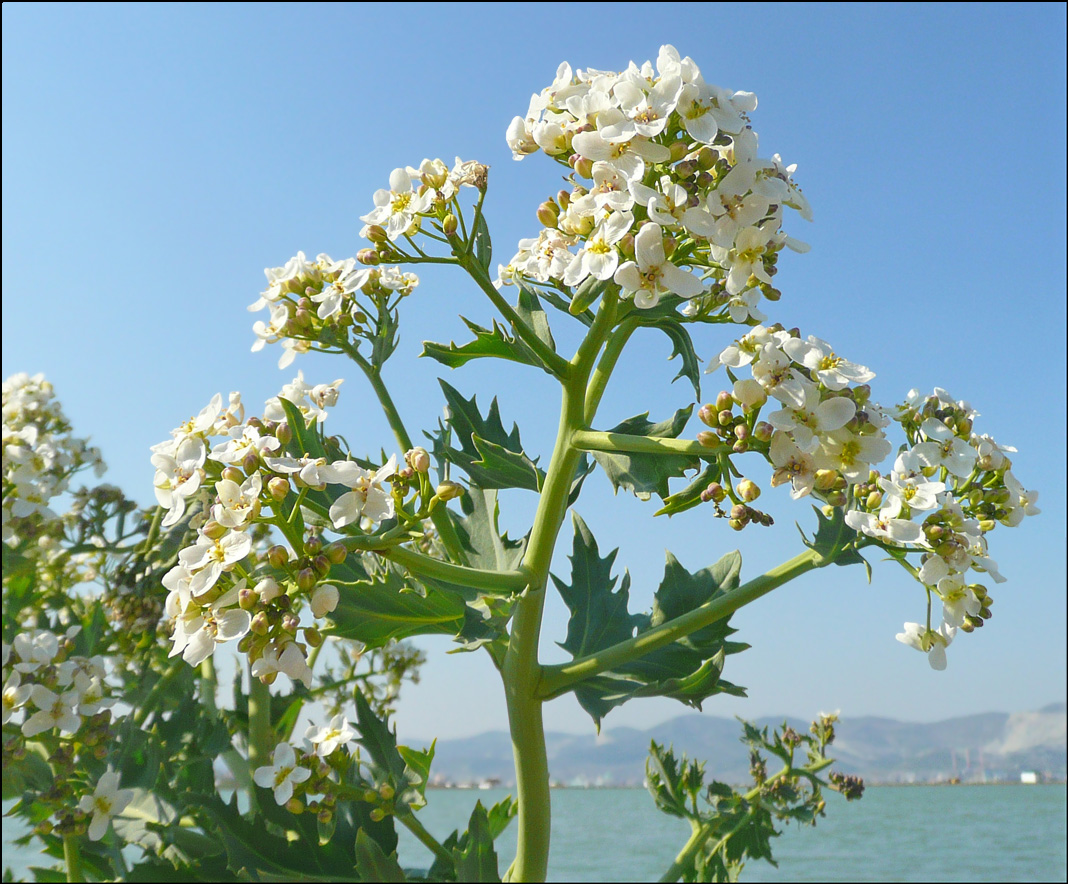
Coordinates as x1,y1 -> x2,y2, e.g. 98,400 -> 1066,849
3,44 -> 1037,883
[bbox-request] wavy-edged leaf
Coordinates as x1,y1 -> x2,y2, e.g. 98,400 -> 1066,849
591,406 -> 698,500
655,461 -> 720,517
422,317 -> 544,371
355,829 -> 406,882
329,565 -> 466,648
438,381 -> 545,491
799,505 -> 871,580
473,212 -> 492,273
642,318 -> 702,400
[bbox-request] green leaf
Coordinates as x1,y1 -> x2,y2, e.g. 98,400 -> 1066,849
422,317 -> 546,371
800,506 -> 871,580
451,487 -> 527,575
473,212 -> 492,273
396,741 -> 435,810
551,512 -> 640,662
569,275 -> 612,315
555,520 -> 748,727
354,691 -> 431,813
514,285 -> 557,351
655,462 -> 720,517
643,318 -> 703,401
329,564 -> 467,649
452,801 -> 502,883
354,829 -> 407,883
591,406 -> 698,500
438,381 -> 545,491
277,397 -> 327,459
2,742 -> 53,799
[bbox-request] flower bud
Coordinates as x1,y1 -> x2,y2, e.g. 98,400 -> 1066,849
202,519 -> 227,540
737,479 -> 761,502
365,224 -> 388,244
281,613 -> 300,634
325,541 -> 347,565
824,490 -> 848,508
378,784 -> 395,801
718,410 -> 734,428
242,450 -> 261,474
357,248 -> 381,266
707,482 -> 726,503
268,476 -> 289,501
442,213 -> 458,236
753,422 -> 774,443
573,155 -> 593,178
250,611 -> 269,636
369,808 -> 386,822
675,159 -> 698,179
304,626 -> 324,648
865,491 -> 883,510
734,424 -> 749,441
297,568 -> 318,593
732,439 -> 749,453
305,536 -> 323,556
716,391 -> 733,411
313,554 -> 331,578
728,518 -> 745,531
239,587 -> 259,610
406,447 -> 431,473
813,470 -> 838,492
536,200 -> 559,228
222,467 -> 244,483
436,480 -> 464,501
696,431 -> 719,448
978,519 -> 996,533
309,585 -> 337,619
286,798 -> 304,815
619,233 -> 635,259
698,404 -> 717,427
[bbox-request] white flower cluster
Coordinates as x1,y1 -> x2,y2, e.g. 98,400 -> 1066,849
252,713 -> 357,806
156,377 -> 399,683
712,326 -> 888,500
503,45 -> 811,312
2,373 -> 105,542
248,252 -> 418,369
359,157 -> 486,243
708,335 -> 1038,669
3,628 -> 118,737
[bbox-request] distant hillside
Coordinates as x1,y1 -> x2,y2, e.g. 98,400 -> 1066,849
423,704 -> 1067,786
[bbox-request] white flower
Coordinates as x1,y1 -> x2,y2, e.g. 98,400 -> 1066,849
721,224 -> 777,295
895,622 -> 956,670
212,474 -> 262,529
310,584 -> 340,618
169,582 -> 252,667
844,511 -> 922,545
769,432 -> 817,499
936,575 -> 982,628
911,419 -> 977,479
253,742 -> 311,806
782,336 -> 875,391
613,223 -> 704,308
79,769 -> 133,841
563,211 -> 633,286
251,642 -> 313,688
361,168 -> 433,242
2,672 -> 32,724
21,685 -> 81,737
328,457 -> 398,529
305,714 -> 357,758
767,387 -> 856,451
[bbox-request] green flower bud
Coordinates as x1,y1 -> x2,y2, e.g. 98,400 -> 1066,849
728,518 -> 745,531
313,555 -> 331,578
378,784 -> 395,801
242,450 -> 260,474
732,439 -> 748,453
202,519 -> 227,540
305,536 -> 323,556
753,421 -> 774,443
304,626 -> 323,648
734,424 -> 749,441
239,587 -> 259,610
573,155 -> 594,178
536,200 -> 559,228
716,391 -> 733,411
619,233 -> 635,259
698,404 -> 717,427
696,146 -> 716,170
865,491 -> 883,510
297,568 -> 317,593
675,159 -> 698,179
268,545 -> 290,569
250,612 -> 269,636
442,213 -> 458,236
436,480 -> 464,501
737,479 -> 761,502
718,409 -> 734,427
286,798 -> 304,815
268,477 -> 289,501
221,467 -> 243,483
696,431 -> 719,448
406,446 -> 431,473
824,490 -> 848,507
325,541 -> 347,565
369,808 -> 386,822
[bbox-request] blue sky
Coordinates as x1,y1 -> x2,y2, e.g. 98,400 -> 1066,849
3,3 -> 1065,740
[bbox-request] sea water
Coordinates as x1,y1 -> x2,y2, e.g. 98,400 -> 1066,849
3,785 -> 1065,881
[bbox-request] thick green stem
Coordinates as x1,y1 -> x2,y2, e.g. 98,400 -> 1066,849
539,549 -> 824,699
63,833 -> 84,883
503,294 -> 618,882
659,809 -> 755,883
572,429 -> 732,458
380,545 -> 528,593
583,319 -> 636,423
247,667 -> 273,773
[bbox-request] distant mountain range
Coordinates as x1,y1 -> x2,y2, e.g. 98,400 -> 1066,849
423,703 -> 1066,786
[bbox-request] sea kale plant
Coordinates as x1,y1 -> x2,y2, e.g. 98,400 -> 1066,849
3,45 -> 1039,883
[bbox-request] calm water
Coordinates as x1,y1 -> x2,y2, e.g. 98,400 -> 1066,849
4,786 -> 1065,881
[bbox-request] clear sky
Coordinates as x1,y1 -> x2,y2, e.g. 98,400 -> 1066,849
3,3 -> 1065,740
